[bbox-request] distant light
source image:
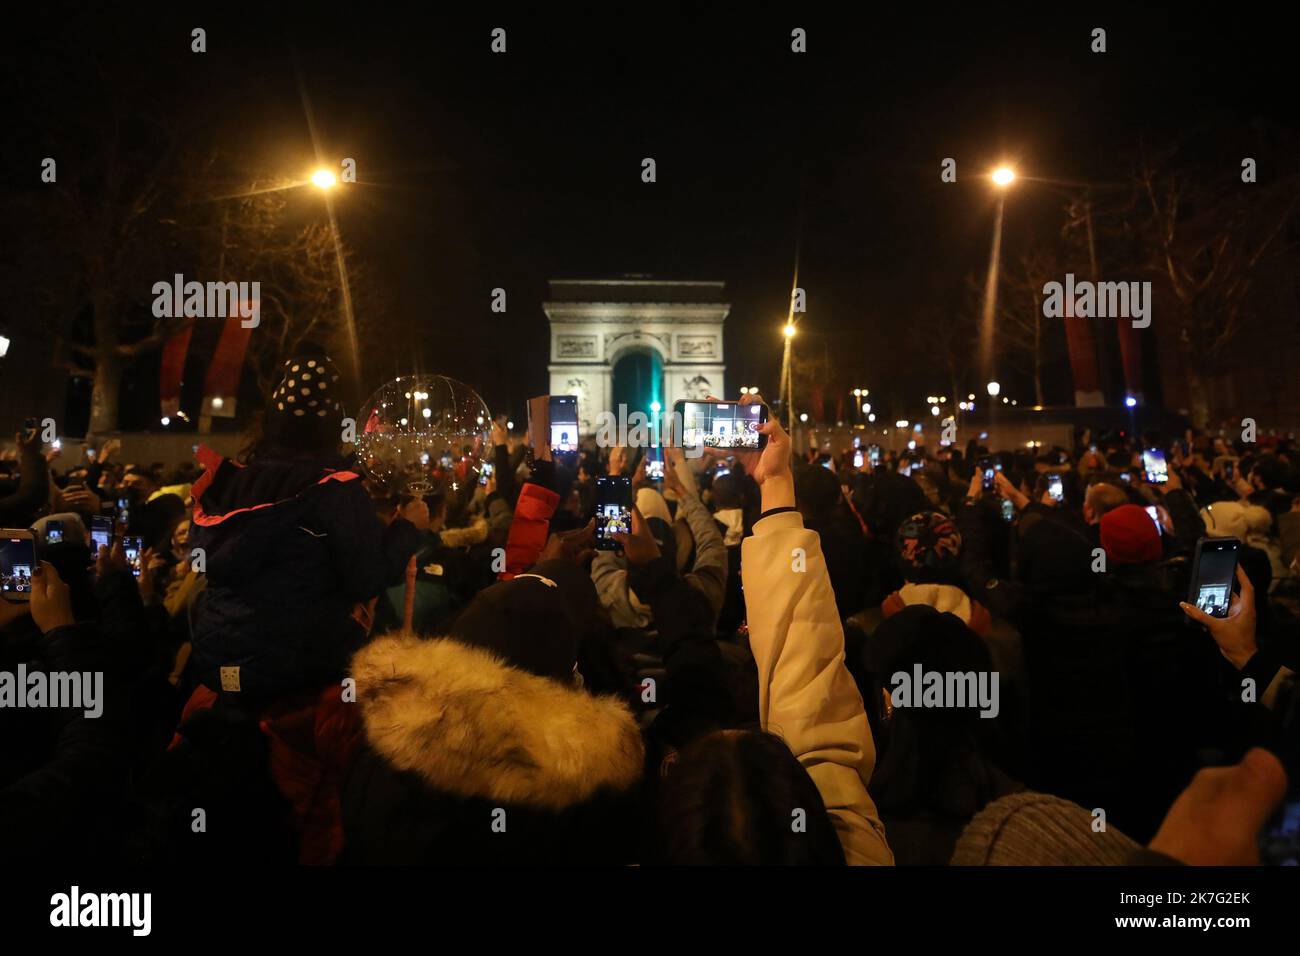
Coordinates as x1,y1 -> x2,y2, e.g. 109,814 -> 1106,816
931,405 -> 941,416
968,393 -> 976,401
979,432 -> 989,440
506,420 -> 514,430
650,401 -> 661,413
476,416 -> 484,425
783,323 -> 796,339
422,407 -> 432,419
211,397 -> 224,410
853,388 -> 861,397
739,387 -> 749,395
862,403 -> 870,413
1125,396 -> 1138,408
399,418 -> 408,426
1002,397 -> 1009,404
914,424 -> 923,433
939,396 -> 947,403
896,420 -> 909,428
161,416 -> 170,426
986,381 -> 1001,397
52,439 -> 61,450
958,401 -> 968,411
799,412 -> 808,422
908,440 -> 917,450
992,167 -> 1016,187
1010,399 -> 1018,406
868,413 -> 876,422
311,169 -> 337,190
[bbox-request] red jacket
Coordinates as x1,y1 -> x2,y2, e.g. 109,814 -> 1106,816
500,482 -> 559,580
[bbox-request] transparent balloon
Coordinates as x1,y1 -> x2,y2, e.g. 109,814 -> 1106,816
354,375 -> 491,496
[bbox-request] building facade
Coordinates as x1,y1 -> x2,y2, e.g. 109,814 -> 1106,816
544,278 -> 728,435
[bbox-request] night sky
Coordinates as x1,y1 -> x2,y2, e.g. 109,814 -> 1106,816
4,3 -> 1293,428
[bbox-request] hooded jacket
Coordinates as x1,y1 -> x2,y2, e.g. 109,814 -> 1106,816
341,633 -> 644,864
188,445 -> 387,701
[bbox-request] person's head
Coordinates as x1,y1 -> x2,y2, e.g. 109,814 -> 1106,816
710,473 -> 745,511
121,466 -> 159,503
258,355 -> 347,458
1250,454 -> 1286,492
1099,504 -> 1163,566
171,518 -> 191,555
655,729 -> 845,865
794,464 -> 842,525
1083,482 -> 1128,525
894,511 -> 963,585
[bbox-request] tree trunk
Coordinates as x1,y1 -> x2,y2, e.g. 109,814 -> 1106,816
1184,359 -> 1212,431
88,349 -> 122,438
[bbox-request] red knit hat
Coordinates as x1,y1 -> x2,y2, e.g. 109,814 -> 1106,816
1100,504 -> 1162,565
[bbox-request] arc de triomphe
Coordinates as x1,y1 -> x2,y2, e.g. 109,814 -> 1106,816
545,278 -> 728,435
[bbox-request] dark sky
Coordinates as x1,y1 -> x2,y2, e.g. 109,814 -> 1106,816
5,3 -> 1294,427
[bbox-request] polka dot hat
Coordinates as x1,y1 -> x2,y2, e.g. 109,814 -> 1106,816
270,355 -> 345,420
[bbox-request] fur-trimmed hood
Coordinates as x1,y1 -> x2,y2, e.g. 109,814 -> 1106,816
351,633 -> 644,811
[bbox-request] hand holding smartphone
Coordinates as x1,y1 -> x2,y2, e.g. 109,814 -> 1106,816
594,476 -> 632,552
0,530 -> 37,601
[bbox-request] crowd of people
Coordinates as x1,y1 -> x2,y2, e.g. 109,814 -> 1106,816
2,354 -> 1298,866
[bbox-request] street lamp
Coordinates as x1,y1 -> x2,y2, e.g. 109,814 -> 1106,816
783,323 -> 796,339
986,381 -> 1001,397
311,169 -> 337,190
991,166 -> 1016,188
799,413 -> 808,423
862,403 -> 871,413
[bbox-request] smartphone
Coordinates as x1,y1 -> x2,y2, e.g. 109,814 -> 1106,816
853,450 -> 865,469
674,399 -> 768,453
644,446 -> 665,482
594,476 -> 632,552
90,515 -> 115,553
1215,456 -> 1239,481
1119,471 -> 1132,486
1142,448 -> 1169,484
116,496 -> 131,529
86,447 -> 97,461
0,530 -> 37,602
479,461 -> 494,486
22,417 -> 38,439
44,519 -> 65,544
868,444 -> 881,466
1187,536 -> 1241,619
548,395 -> 580,453
1145,505 -> 1163,536
820,457 -> 834,472
1000,498 -> 1015,523
123,535 -> 144,578
1047,473 -> 1064,504
898,458 -> 914,478
978,457 -> 999,492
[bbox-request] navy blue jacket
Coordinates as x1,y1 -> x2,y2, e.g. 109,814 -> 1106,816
189,448 -> 386,702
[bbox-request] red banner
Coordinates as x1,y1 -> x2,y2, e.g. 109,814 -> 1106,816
201,313 -> 255,418
1117,323 -> 1144,402
159,323 -> 193,419
1063,302 -> 1104,406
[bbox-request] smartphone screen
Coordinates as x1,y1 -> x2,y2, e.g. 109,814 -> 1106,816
91,515 -> 114,552
116,497 -> 131,528
1259,798 -> 1300,865
820,457 -> 834,472
478,461 -> 494,486
548,395 -> 579,452
1143,448 -> 1169,484
123,536 -> 144,578
979,457 -> 1000,492
676,400 -> 767,452
1000,498 -> 1015,522
853,450 -> 865,469
1047,474 -> 1064,503
1188,536 -> 1240,619
594,476 -> 632,552
644,446 -> 665,481
0,532 -> 36,602
1145,505 -> 1163,536
869,445 -> 881,466
45,519 -> 65,544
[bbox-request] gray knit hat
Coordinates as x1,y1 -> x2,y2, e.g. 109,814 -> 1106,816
950,791 -> 1144,865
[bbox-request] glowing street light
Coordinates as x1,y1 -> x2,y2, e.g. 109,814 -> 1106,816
1125,396 -> 1138,408
650,401 -> 662,413
931,405 -> 941,417
799,412 -> 808,422
862,403 -> 871,414
311,169 -> 337,190
986,381 -> 1001,397
991,166 -> 1016,188
783,323 -> 796,339
867,413 -> 876,422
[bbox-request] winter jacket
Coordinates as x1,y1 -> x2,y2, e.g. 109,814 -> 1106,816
501,482 -> 560,580
341,633 -> 643,864
188,446 -> 387,702
741,510 -> 894,865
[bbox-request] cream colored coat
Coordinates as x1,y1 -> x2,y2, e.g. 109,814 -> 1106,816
742,510 -> 894,865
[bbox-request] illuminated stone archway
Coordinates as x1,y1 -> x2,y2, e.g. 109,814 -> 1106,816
544,278 -> 729,435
